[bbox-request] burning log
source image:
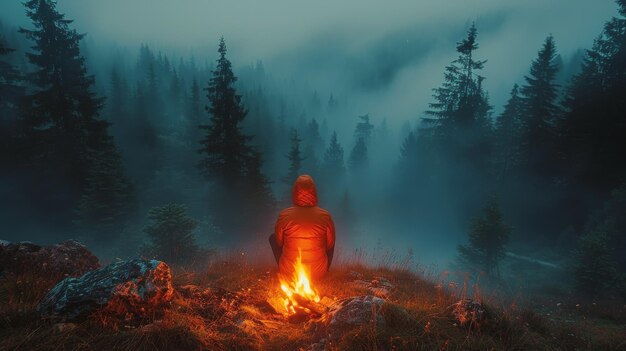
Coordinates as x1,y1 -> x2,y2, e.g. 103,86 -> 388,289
291,294 -> 326,316
278,248 -> 335,319
279,249 -> 320,313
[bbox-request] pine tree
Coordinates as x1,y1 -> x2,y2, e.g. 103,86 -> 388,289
327,93 -> 338,114
349,137 -> 368,172
576,183 -> 626,296
0,40 -> 23,165
323,131 -> 346,176
424,23 -> 492,166
560,0 -> 626,193
457,198 -> 511,276
354,113 -> 374,145
190,77 -> 201,115
199,37 -> 253,187
240,149 -> 275,224
519,35 -> 560,176
494,84 -> 524,179
375,118 -> 389,145
123,81 -> 160,184
305,118 -> 323,151
319,131 -> 346,199
572,231 -> 618,296
0,40 -> 21,123
75,139 -> 135,241
145,60 -> 161,119
184,77 -> 202,145
142,204 -> 200,266
169,69 -> 182,104
198,37 -> 274,237
282,129 -> 304,185
107,67 -> 128,125
397,131 -> 418,175
19,0 -> 104,185
18,0 -> 132,231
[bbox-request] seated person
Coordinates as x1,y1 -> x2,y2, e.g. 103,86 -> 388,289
269,175 -> 335,280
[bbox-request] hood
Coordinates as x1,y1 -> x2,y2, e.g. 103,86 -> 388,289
292,175 -> 318,207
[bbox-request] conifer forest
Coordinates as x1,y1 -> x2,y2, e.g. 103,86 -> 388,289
0,1 -> 625,350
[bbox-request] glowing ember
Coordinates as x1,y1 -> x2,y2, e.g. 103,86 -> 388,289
279,248 -> 321,315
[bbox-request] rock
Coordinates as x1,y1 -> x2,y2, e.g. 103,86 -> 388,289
0,240 -> 99,279
350,276 -> 394,298
310,295 -> 385,338
452,299 -> 489,329
37,259 -> 173,322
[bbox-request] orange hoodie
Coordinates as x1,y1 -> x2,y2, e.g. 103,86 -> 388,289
275,175 -> 336,280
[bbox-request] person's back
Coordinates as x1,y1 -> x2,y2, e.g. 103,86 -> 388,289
272,175 -> 335,280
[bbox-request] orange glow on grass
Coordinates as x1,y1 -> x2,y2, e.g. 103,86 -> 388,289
279,248 -> 320,315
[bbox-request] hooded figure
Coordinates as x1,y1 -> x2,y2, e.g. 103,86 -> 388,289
270,175 -> 336,280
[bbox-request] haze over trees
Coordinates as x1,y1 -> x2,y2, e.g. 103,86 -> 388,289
0,0 -> 625,299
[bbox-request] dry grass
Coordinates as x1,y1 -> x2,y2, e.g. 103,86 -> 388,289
1,254 -> 624,351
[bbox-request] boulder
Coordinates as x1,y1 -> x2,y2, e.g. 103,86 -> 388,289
0,240 -> 99,279
310,295 -> 385,338
38,259 -> 173,322
350,276 -> 394,298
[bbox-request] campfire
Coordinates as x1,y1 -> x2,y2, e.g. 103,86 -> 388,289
279,248 -> 322,316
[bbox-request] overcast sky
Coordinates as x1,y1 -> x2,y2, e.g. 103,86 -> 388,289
0,0 -> 619,122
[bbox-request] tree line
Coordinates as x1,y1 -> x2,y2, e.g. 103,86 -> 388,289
0,0 -> 624,296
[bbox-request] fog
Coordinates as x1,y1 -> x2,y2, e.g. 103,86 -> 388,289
0,0 -> 622,276
0,0 -> 616,122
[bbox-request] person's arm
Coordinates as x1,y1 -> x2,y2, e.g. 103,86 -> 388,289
326,216 -> 336,268
275,215 -> 284,247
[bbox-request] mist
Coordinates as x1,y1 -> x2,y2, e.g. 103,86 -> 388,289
1,0 -> 625,296
2,1 -> 626,349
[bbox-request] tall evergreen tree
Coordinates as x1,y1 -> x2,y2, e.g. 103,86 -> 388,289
184,77 -> 202,146
327,93 -> 338,114
169,69 -> 182,104
519,35 -> 560,176
305,119 -> 323,150
572,231 -> 618,296
397,131 -> 418,176
354,113 -> 374,145
190,77 -> 201,117
323,131 -> 346,176
198,37 -> 274,237
108,67 -> 128,122
18,0 -> 133,233
494,84 -> 524,180
282,129 -> 304,185
349,137 -> 368,172
145,60 -> 161,120
375,118 -> 389,145
424,23 -> 492,167
0,40 -> 23,165
457,198 -> 511,276
142,204 -> 200,266
240,149 -> 275,224
199,37 -> 253,186
560,0 -> 626,193
74,139 -> 135,241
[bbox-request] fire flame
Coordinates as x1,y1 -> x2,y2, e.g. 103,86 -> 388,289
279,248 -> 320,315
